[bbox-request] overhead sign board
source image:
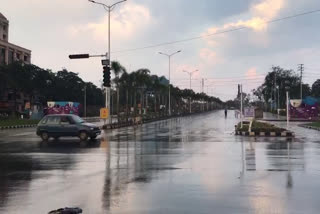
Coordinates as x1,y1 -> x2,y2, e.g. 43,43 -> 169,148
25,102 -> 31,109
101,59 -> 109,66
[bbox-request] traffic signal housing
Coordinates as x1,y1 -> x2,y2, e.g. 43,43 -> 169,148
103,66 -> 111,87
69,54 -> 90,59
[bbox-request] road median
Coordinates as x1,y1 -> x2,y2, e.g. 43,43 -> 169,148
235,120 -> 294,137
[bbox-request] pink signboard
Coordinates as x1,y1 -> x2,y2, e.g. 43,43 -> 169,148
45,101 -> 81,115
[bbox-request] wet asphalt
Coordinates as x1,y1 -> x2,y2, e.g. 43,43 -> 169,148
0,110 -> 320,214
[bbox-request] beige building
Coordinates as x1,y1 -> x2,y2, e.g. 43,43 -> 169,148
0,12 -> 31,65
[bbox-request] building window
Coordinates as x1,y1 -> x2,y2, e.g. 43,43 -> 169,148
3,34 -> 6,40
8,50 -> 14,64
24,55 -> 28,62
8,93 -> 13,100
3,25 -> 6,31
0,47 -> 5,65
16,53 -> 20,61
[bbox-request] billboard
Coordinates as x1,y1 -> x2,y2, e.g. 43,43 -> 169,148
244,107 -> 255,118
45,101 -> 81,115
290,97 -> 319,119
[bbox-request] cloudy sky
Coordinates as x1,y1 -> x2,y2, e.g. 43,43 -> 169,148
2,0 -> 320,100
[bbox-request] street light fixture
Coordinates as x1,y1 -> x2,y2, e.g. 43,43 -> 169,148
158,50 -> 182,116
183,69 -> 198,114
88,0 -> 127,123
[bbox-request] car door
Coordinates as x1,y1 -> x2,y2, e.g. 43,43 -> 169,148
46,116 -> 61,136
59,116 -> 78,136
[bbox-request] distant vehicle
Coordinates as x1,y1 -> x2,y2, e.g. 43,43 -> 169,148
36,114 -> 101,141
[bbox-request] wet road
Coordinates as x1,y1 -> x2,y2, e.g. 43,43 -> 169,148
0,111 -> 320,214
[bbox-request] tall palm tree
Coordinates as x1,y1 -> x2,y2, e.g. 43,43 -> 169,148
118,71 -> 132,121
111,61 -> 126,118
134,69 -> 151,114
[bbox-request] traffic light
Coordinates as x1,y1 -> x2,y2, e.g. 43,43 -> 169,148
69,54 -> 90,59
103,66 -> 111,87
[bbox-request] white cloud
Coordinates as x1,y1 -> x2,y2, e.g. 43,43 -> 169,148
252,0 -> 286,20
68,3 -> 152,41
245,67 -> 258,80
199,48 -> 224,65
202,0 -> 286,49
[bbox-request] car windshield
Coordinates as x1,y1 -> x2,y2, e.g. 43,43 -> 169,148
71,115 -> 84,124
40,116 -> 48,124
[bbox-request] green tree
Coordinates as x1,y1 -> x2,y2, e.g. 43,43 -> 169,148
311,79 -> 320,97
111,61 -> 127,116
253,66 -> 311,110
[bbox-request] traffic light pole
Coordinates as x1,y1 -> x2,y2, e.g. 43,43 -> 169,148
70,0 -> 126,125
107,8 -> 111,125
88,0 -> 127,125
69,53 -> 110,119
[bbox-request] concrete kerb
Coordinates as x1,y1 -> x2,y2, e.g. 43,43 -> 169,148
0,124 -> 37,130
235,130 -> 294,137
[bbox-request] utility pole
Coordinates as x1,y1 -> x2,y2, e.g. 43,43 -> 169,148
274,72 -> 277,110
202,78 -> 205,111
183,69 -> 198,114
286,91 -> 289,128
202,79 -> 204,93
298,64 -> 304,100
207,85 -> 210,110
240,84 -> 243,128
271,85 -> 273,112
277,86 -> 280,113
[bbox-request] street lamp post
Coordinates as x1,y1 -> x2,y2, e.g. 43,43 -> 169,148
240,84 -> 243,128
285,80 -> 290,129
286,90 -> 289,128
159,50 -> 181,116
276,85 -> 280,114
200,78 -> 208,112
84,85 -> 87,117
89,0 -> 126,123
183,69 -> 198,114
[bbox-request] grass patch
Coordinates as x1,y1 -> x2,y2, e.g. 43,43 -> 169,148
236,120 -> 285,132
237,124 -> 249,132
306,121 -> 320,128
0,119 -> 40,127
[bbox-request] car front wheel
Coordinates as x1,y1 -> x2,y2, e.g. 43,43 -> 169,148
79,131 -> 88,141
